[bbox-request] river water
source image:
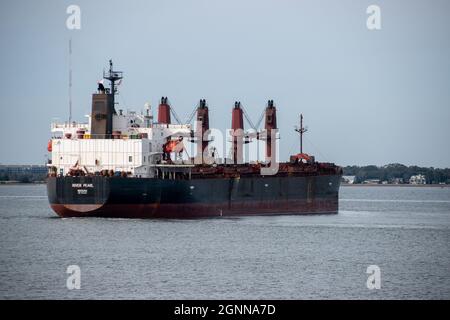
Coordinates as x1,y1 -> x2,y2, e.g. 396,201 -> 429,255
0,184 -> 449,299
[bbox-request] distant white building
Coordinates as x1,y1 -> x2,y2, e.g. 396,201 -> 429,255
342,175 -> 355,184
409,174 -> 426,185
363,179 -> 380,185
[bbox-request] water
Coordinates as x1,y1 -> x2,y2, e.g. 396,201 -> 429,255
0,184 -> 449,299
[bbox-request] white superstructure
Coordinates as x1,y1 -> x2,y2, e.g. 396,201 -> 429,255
49,112 -> 192,177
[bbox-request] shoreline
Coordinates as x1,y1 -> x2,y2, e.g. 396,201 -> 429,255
0,181 -> 46,185
342,183 -> 449,188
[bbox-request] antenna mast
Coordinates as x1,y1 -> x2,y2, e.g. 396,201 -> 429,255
295,114 -> 308,154
68,38 -> 72,124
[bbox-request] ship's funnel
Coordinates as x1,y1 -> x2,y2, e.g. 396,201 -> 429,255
158,97 -> 171,124
264,100 -> 277,160
90,92 -> 114,138
231,101 -> 244,164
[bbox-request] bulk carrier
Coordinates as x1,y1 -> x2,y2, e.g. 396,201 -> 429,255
46,61 -> 342,218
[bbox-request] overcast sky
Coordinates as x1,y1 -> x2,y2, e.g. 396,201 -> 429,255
0,0 -> 449,167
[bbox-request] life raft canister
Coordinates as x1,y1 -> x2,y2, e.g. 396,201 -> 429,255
47,140 -> 52,152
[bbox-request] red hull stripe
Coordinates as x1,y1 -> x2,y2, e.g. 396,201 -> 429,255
50,199 -> 338,218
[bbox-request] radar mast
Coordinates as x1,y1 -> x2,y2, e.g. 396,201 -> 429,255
103,60 -> 123,113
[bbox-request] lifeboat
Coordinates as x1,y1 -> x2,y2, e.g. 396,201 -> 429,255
47,140 -> 52,152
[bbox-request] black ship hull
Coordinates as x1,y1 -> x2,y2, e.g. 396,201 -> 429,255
47,174 -> 341,218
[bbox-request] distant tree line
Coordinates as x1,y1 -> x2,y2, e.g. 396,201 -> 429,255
343,163 -> 450,184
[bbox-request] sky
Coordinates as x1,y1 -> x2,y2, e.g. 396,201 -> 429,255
0,0 -> 449,167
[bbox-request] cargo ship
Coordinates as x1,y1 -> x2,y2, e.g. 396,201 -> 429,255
46,61 -> 342,218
